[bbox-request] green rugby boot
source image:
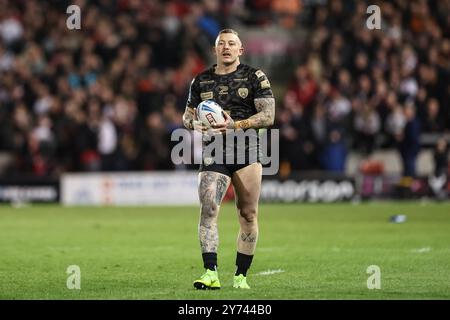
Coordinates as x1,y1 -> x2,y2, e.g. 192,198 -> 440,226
193,269 -> 221,290
233,274 -> 250,289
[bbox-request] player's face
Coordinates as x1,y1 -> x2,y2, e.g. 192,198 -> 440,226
214,33 -> 243,66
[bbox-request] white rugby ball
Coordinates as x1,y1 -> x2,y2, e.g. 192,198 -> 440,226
196,100 -> 226,127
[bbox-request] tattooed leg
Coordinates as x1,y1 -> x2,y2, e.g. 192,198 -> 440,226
198,171 -> 231,253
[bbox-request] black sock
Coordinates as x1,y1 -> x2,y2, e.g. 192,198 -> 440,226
235,252 -> 253,276
202,252 -> 217,271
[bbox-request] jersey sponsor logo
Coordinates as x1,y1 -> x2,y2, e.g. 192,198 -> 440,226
200,91 -> 214,100
200,80 -> 215,85
233,78 -> 248,81
255,70 -> 265,78
218,85 -> 228,95
260,79 -> 271,89
238,87 -> 249,99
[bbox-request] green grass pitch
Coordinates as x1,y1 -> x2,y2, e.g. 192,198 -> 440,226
0,202 -> 449,299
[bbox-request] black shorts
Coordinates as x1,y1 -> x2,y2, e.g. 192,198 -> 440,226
200,134 -> 261,177
199,161 -> 259,177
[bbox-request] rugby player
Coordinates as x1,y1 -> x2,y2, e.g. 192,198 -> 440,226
182,29 -> 275,290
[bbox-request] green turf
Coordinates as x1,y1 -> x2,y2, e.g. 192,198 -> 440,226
0,202 -> 449,299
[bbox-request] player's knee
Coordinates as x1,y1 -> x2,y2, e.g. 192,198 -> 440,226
239,207 -> 257,224
200,201 -> 218,219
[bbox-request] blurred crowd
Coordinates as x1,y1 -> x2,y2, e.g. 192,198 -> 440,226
278,0 -> 450,176
0,0 -> 449,178
0,0 -> 219,176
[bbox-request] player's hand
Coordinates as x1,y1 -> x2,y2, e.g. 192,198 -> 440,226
211,112 -> 235,134
192,120 -> 209,133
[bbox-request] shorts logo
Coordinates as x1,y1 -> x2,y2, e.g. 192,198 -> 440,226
203,157 -> 214,166
200,91 -> 214,100
238,87 -> 249,99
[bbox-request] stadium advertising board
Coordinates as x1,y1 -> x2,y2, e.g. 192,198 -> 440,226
61,172 -> 449,205
0,178 -> 59,203
359,174 -> 450,200
61,172 -> 198,206
260,174 -> 355,203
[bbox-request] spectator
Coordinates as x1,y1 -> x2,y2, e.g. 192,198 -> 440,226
433,137 -> 449,177
320,123 -> 347,172
354,104 -> 381,155
285,65 -> 318,113
398,103 -> 421,177
422,98 -> 445,133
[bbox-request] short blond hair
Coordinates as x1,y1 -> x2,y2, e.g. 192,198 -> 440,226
215,29 -> 242,46
218,29 -> 239,37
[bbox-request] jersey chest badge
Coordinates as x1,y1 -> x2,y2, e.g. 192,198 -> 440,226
238,87 -> 248,99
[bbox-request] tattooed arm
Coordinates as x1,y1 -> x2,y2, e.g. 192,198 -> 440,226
183,106 -> 208,132
214,69 -> 275,131
183,77 -> 208,132
182,106 -> 195,130
212,97 -> 275,133
234,97 -> 275,130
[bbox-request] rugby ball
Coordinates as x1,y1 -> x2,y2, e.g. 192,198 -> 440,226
196,100 -> 226,127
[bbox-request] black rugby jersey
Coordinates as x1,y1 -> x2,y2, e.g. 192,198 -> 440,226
186,63 -> 274,120
186,63 -> 274,165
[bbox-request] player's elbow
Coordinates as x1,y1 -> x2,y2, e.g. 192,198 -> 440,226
182,114 -> 192,130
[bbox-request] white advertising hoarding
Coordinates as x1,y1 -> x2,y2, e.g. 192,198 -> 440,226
61,172 -> 198,206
